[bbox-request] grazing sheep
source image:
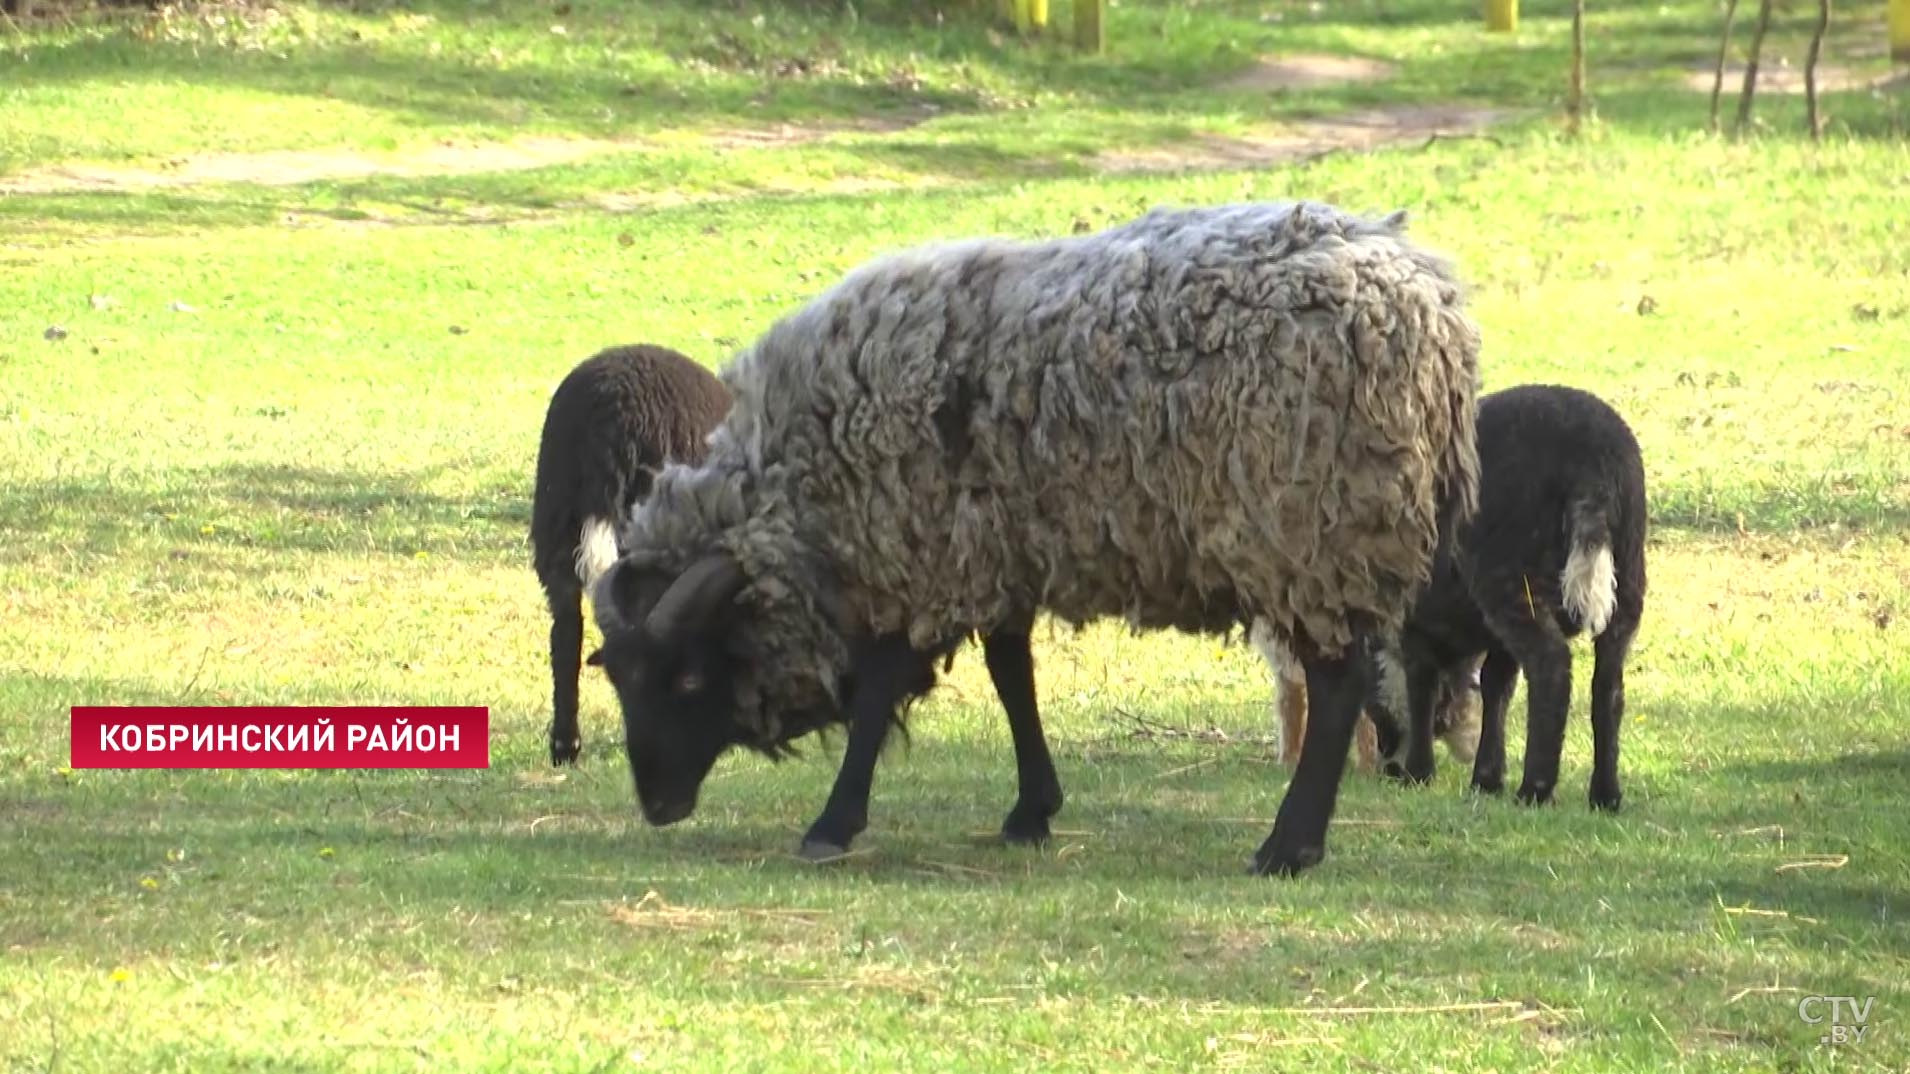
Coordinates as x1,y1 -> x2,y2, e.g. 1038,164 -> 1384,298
1359,383 -> 1647,811
1251,622 -> 1482,772
529,343 -> 732,766
589,201 -> 1482,876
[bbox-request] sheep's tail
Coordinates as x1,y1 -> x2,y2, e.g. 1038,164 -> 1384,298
1561,494 -> 1620,636
573,515 -> 621,587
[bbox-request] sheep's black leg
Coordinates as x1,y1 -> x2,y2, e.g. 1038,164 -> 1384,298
1399,659 -> 1443,785
1253,643 -> 1367,877
1493,617 -> 1572,807
984,629 -> 1064,844
1587,626 -> 1634,812
1469,646 -> 1518,795
545,579 -> 584,766
799,634 -> 924,861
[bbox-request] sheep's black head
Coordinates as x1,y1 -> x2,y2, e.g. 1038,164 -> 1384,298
590,552 -> 848,826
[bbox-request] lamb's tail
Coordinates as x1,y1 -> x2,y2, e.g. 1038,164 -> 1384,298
573,515 -> 621,587
1561,494 -> 1619,636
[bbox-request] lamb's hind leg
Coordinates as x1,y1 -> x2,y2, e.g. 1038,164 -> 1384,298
1485,607 -> 1574,807
1469,646 -> 1518,795
545,579 -> 584,766
1588,623 -> 1635,812
984,628 -> 1064,844
1253,637 -> 1370,877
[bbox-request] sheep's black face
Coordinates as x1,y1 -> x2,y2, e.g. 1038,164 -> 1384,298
591,556 -> 753,827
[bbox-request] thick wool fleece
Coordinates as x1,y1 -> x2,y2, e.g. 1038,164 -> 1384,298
603,201 -> 1482,738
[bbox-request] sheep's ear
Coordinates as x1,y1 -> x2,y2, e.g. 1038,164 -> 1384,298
644,553 -> 745,643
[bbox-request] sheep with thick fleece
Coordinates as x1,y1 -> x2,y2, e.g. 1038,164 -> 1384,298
589,201 -> 1482,876
529,343 -> 732,766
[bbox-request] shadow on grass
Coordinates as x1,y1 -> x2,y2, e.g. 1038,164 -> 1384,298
9,22 -> 972,142
0,461 -> 531,563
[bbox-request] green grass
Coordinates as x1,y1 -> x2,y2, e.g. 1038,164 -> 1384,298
3,0 -> 1909,1071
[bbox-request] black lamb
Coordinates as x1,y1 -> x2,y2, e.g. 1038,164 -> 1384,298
530,344 -> 732,766
1367,382 -> 1648,812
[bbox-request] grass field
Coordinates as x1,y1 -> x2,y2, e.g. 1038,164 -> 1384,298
3,0 -> 1908,1070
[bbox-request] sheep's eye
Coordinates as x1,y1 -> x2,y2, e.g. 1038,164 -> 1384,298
675,670 -> 703,695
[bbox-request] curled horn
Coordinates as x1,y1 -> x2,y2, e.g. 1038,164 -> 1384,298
643,554 -> 745,642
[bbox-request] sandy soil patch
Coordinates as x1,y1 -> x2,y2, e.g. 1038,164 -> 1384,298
1681,62 -> 1908,95
0,115 -> 931,196
1096,103 -> 1514,175
1221,53 -> 1399,92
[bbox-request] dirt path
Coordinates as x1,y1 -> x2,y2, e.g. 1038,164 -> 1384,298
1096,103 -> 1514,175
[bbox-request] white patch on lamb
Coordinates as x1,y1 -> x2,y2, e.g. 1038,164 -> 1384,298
574,515 -> 620,587
1561,540 -> 1617,636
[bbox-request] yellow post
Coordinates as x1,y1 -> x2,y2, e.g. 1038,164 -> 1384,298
1013,0 -> 1048,32
1891,0 -> 1910,61
1486,0 -> 1518,32
1075,0 -> 1105,52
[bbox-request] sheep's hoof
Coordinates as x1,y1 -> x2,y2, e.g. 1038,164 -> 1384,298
549,738 -> 581,767
1380,758 -> 1433,786
1470,772 -> 1505,796
1249,840 -> 1323,878
1589,784 -> 1623,813
1515,781 -> 1556,806
999,813 -> 1052,846
1000,792 -> 1061,845
797,838 -> 853,863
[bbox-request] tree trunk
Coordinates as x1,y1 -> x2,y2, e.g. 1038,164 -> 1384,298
1568,0 -> 1588,134
1708,0 -> 1742,133
1734,0 -> 1777,138
1805,0 -> 1832,140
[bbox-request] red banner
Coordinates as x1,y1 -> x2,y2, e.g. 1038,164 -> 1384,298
69,707 -> 491,769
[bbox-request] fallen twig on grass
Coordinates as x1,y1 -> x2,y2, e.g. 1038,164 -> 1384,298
605,890 -> 831,930
1207,1031 -> 1340,1048
1154,756 -> 1227,779
1111,707 -> 1276,746
1722,905 -> 1825,924
912,858 -> 1000,879
1776,853 -> 1849,873
1414,131 -> 1508,151
1253,1000 -> 1528,1018
1727,984 -> 1802,1004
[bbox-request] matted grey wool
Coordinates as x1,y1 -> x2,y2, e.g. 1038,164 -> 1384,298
598,201 -> 1483,738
